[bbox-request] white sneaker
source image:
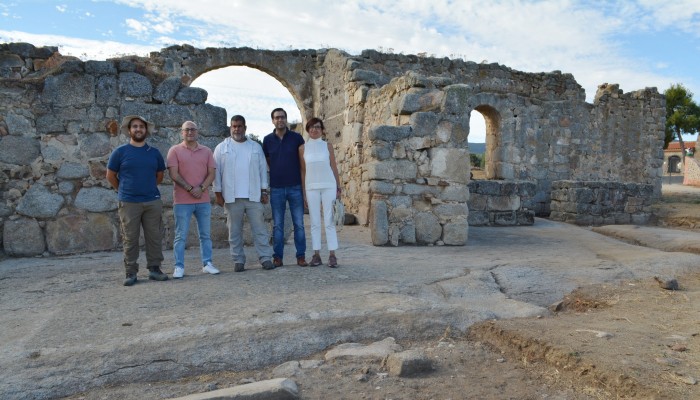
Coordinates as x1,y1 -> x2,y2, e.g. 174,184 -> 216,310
173,266 -> 184,279
202,261 -> 220,275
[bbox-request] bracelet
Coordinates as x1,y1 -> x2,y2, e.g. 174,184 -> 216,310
199,185 -> 205,192
186,185 -> 193,192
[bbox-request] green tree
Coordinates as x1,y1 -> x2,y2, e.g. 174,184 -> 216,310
664,84 -> 700,164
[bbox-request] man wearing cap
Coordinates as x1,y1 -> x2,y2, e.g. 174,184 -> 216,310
107,115 -> 168,286
166,120 -> 219,279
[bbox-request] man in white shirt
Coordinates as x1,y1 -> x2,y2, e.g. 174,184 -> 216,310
213,115 -> 274,271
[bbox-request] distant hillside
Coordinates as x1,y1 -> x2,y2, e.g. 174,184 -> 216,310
469,143 -> 485,154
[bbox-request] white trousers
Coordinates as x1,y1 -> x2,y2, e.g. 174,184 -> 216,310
305,187 -> 338,251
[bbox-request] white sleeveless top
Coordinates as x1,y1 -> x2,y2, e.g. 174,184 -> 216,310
304,138 -> 336,190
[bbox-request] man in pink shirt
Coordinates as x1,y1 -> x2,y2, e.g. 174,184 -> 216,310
166,121 -> 219,278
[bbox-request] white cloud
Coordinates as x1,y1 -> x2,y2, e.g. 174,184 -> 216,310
0,30 -> 157,59
5,0 -> 700,135
56,5 -> 67,13
125,18 -> 149,38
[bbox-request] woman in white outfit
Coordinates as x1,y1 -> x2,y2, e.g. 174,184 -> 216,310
299,118 -> 341,267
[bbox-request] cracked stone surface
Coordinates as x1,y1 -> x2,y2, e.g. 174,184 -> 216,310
2,218 -> 700,399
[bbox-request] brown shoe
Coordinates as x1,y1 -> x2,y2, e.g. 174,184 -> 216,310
297,256 -> 309,267
309,254 -> 322,267
328,254 -> 338,268
273,257 -> 283,268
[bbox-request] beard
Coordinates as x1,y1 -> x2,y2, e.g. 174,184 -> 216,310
130,132 -> 146,142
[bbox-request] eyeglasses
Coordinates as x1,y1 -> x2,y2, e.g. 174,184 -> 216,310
309,125 -> 323,130
182,128 -> 198,132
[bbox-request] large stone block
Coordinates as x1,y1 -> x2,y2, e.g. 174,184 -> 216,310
516,210 -> 535,225
118,72 -> 152,98
57,162 -> 90,180
95,75 -> 119,106
85,60 -> 117,75
493,211 -> 516,225
5,112 -> 35,137
174,87 -> 208,105
188,104 -> 227,137
468,210 -> 490,226
440,184 -> 469,202
42,73 -> 95,107
153,76 -> 181,103
368,125 -> 412,142
400,222 -> 416,244
370,200 -> 388,245
442,220 -> 468,245
409,112 -> 439,137
365,160 -> 417,181
369,141 -> 392,160
16,184 -> 64,218
0,135 -> 40,165
434,203 -> 469,221
442,84 -> 474,115
369,180 -> 396,195
0,53 -> 23,69
80,133 -> 111,158
414,212 -> 441,244
429,148 -> 470,184
74,187 -> 118,212
398,89 -> 443,114
46,213 -> 115,255
467,192 -> 487,211
487,195 -> 520,211
349,69 -> 388,86
4,217 -> 45,256
389,206 -> 412,223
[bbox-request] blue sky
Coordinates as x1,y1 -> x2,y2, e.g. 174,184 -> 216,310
2,0 -> 699,142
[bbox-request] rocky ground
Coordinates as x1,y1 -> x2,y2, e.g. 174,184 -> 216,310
57,185 -> 700,400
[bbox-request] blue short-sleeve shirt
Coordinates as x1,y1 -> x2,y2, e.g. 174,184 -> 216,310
107,143 -> 166,202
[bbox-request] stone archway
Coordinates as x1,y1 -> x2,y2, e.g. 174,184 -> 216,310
190,65 -> 303,136
151,45 -> 321,125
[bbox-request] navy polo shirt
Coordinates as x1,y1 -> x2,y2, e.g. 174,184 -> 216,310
262,129 -> 305,188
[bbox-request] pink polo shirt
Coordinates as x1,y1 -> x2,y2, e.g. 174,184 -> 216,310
166,142 -> 216,205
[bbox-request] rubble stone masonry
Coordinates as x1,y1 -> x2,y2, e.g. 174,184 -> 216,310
0,42 -> 665,255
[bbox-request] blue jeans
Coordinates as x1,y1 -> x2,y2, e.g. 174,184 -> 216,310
270,185 -> 306,259
173,202 -> 213,269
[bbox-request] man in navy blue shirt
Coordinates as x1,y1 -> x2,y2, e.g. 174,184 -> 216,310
262,108 -> 308,267
107,115 -> 169,286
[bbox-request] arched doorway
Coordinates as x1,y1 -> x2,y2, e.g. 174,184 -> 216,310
668,155 -> 681,173
191,66 -> 302,140
471,105 -> 501,180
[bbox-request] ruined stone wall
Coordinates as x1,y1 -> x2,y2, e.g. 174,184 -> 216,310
467,181 -> 535,226
549,181 -> 654,226
0,42 -> 666,255
0,43 -> 230,256
683,157 -> 700,187
329,50 -> 664,243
